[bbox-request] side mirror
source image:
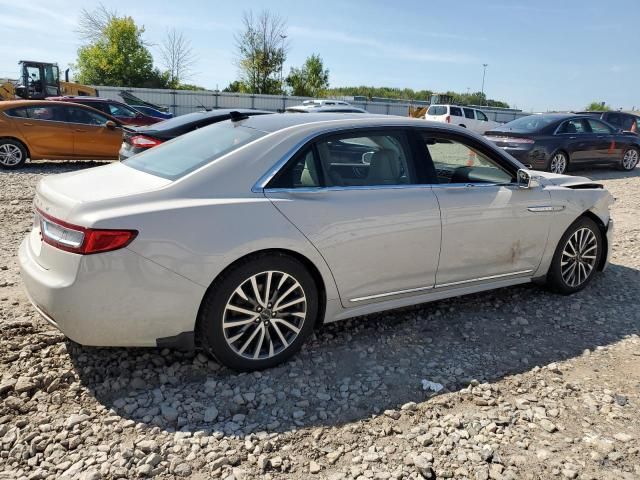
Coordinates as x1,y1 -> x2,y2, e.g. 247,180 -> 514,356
517,168 -> 535,189
105,120 -> 117,129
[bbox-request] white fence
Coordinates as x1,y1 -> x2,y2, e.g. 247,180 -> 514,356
93,85 -> 530,123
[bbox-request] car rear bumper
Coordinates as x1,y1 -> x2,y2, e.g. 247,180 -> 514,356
19,235 -> 205,347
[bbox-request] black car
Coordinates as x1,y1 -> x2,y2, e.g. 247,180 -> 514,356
484,114 -> 640,174
575,111 -> 639,133
119,109 -> 272,159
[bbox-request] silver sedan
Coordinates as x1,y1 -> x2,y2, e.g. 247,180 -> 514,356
19,113 -> 615,370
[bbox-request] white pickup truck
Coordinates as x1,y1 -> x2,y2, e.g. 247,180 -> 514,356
423,104 -> 500,134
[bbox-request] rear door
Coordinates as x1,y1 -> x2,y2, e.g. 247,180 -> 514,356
449,106 -> 464,126
10,105 -> 73,157
64,106 -> 122,158
264,129 -> 442,306
585,118 -> 621,160
555,118 -> 597,163
462,108 -> 478,131
417,129 -> 551,286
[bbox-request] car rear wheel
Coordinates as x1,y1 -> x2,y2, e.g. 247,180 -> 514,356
198,254 -> 319,371
620,147 -> 639,171
546,217 -> 602,294
0,139 -> 27,169
549,152 -> 568,174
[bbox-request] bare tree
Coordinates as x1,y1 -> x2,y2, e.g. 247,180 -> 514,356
159,29 -> 197,88
234,10 -> 289,94
77,3 -> 118,43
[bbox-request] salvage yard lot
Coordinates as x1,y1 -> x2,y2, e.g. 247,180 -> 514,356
1,162 -> 639,480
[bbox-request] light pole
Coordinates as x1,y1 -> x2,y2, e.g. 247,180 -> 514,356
279,34 -> 287,94
480,64 -> 488,105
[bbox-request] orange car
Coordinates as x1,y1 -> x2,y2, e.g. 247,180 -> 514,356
0,100 -> 123,169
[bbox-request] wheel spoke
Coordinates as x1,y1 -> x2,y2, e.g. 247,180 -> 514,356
264,271 -> 273,305
273,318 -> 301,334
238,323 -> 262,355
253,324 -> 266,359
226,304 -> 258,317
273,282 -> 299,310
274,296 -> 305,312
250,276 -> 264,307
224,315 -> 258,328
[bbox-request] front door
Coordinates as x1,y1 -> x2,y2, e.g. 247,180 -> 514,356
585,118 -> 621,161
264,130 -> 442,306
555,118 -> 599,163
64,106 -> 122,159
417,130 -> 551,287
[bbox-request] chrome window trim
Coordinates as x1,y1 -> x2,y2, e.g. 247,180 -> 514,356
264,184 -> 434,194
3,109 -> 110,127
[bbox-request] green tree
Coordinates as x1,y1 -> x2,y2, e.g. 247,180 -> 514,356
234,10 -> 288,94
585,101 -> 610,111
286,54 -> 330,97
75,16 -> 160,87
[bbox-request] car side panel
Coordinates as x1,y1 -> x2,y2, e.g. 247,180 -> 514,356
14,118 -> 75,158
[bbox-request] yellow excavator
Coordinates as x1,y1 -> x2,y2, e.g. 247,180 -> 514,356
1,60 -> 96,101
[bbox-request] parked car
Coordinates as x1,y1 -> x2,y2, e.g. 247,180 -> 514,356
20,114 -> 614,370
119,109 -> 272,159
48,96 -> 164,126
0,100 -> 123,168
129,105 -> 174,119
423,104 -> 500,133
286,100 -> 367,113
575,110 -> 639,133
484,114 -> 640,174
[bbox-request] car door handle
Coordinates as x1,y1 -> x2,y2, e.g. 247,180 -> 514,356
569,136 -> 577,139
22,122 -> 33,127
74,129 -> 87,132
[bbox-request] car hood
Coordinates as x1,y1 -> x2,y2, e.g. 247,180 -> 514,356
35,162 -> 171,221
531,170 -> 601,188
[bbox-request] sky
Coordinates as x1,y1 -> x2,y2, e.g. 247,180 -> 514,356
0,0 -> 638,112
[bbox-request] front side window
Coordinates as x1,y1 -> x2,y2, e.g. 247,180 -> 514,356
66,107 -> 110,126
557,119 -> 589,134
476,110 -> 489,121
124,122 -> 266,180
421,133 -> 513,185
315,132 -> 414,187
108,103 -> 137,118
586,119 -> 613,134
463,108 -> 475,119
449,106 -> 463,117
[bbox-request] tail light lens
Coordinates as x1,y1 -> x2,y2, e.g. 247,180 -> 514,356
484,136 -> 535,145
129,135 -> 163,148
36,209 -> 137,255
445,115 -> 451,123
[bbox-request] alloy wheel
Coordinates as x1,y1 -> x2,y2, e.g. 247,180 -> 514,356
549,153 -> 567,174
560,227 -> 598,287
222,270 -> 307,360
622,149 -> 639,170
0,144 -> 23,167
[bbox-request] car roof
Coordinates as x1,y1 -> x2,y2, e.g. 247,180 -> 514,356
236,112 -> 429,133
0,99 -> 105,109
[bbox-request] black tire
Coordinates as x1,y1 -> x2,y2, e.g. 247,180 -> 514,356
458,124 -> 467,128
546,216 -> 603,295
0,139 -> 28,169
548,151 -> 569,174
198,253 -> 319,371
619,146 -> 639,171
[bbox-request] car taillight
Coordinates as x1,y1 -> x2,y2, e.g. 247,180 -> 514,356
35,209 -> 137,255
445,115 -> 451,123
130,135 -> 163,148
484,136 -> 535,144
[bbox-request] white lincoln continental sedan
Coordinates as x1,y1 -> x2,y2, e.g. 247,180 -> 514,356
19,112 -> 614,370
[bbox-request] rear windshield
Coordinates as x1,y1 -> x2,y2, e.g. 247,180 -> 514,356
427,105 -> 447,116
123,122 -> 266,180
500,115 -> 558,133
148,111 -> 228,131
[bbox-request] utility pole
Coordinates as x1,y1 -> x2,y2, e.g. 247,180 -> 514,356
481,64 -> 488,105
279,34 -> 287,95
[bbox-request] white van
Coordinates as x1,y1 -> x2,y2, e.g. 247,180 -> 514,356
424,104 -> 499,134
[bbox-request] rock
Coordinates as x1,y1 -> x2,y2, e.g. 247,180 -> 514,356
204,406 -> 219,422
562,469 -> 578,479
65,414 -> 90,429
401,402 -> 417,411
161,405 -> 178,421
14,377 -> 37,393
174,463 -> 192,477
539,419 -> 557,433
309,461 -> 321,474
414,455 -> 435,478
614,433 -> 633,443
137,440 -> 159,453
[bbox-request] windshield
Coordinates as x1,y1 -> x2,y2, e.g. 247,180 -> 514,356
498,115 -> 558,132
124,122 -> 266,180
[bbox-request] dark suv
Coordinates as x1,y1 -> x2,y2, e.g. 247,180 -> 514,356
576,111 -> 639,133
47,96 -> 163,126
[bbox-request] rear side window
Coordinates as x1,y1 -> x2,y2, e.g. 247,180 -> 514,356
449,106 -> 463,117
7,105 -> 65,121
124,122 -> 266,180
5,108 -> 28,118
557,119 -> 589,134
269,147 -> 321,189
605,113 -> 623,128
463,108 -> 475,119
427,105 -> 447,116
586,119 -> 612,134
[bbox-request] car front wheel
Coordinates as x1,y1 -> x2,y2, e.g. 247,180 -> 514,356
548,152 -> 568,174
198,253 -> 319,371
620,147 -> 639,171
546,217 -> 602,294
0,139 -> 27,169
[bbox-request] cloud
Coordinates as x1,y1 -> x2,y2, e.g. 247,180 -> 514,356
288,26 -> 475,64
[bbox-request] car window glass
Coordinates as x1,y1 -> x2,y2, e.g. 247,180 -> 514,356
23,106 -> 65,121
557,119 -> 589,134
421,133 -> 513,185
606,113 -> 622,127
269,148 -> 320,189
463,108 -> 475,119
586,119 -> 613,134
315,132 -> 414,187
5,108 -> 29,118
623,115 -> 638,131
427,105 -> 447,115
476,110 -> 488,121
450,106 -> 462,117
108,103 -> 137,118
66,107 -> 109,126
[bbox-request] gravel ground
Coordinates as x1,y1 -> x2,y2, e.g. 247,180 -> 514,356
1,161 -> 639,480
